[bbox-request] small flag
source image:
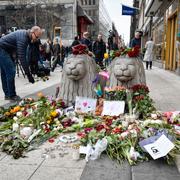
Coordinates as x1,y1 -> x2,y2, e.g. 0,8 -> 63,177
122,4 -> 138,16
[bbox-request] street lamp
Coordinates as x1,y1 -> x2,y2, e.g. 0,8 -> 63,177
26,1 -> 46,26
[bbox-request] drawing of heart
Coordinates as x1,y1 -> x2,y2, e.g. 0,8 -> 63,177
83,102 -> 88,107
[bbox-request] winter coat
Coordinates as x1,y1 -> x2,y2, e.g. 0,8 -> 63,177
143,40 -> 155,62
80,38 -> 92,51
93,40 -> 106,59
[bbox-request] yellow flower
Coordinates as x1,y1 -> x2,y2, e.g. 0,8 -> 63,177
37,92 -> 44,98
104,53 -> 109,59
47,120 -> 51,124
13,106 -> 21,112
50,111 -> 58,118
10,109 -> 15,114
4,112 -> 10,116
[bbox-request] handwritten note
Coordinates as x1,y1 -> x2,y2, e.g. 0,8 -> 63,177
144,134 -> 174,160
75,96 -> 97,113
102,101 -> 125,116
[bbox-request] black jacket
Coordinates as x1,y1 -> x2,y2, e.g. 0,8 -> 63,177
0,30 -> 32,75
93,40 -> 106,58
81,38 -> 92,51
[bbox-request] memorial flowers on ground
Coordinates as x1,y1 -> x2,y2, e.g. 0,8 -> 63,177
0,86 -> 179,167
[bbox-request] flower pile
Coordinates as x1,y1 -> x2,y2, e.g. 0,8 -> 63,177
109,46 -> 140,60
105,84 -> 156,118
0,86 -> 179,167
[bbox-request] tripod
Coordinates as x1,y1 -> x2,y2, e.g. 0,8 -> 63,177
15,59 -> 26,78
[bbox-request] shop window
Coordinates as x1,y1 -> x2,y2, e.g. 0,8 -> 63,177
0,16 -> 5,26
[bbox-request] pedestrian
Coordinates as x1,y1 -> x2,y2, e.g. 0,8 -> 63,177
51,38 -> 65,71
80,32 -> 92,52
93,34 -> 106,67
44,38 -> 53,66
130,31 -> 141,48
143,37 -> 155,70
71,36 -> 80,47
0,26 -> 43,101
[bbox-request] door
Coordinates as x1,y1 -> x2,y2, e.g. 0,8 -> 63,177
166,13 -> 178,71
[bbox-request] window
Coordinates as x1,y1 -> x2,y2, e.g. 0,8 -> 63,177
81,0 -> 83,5
89,10 -> 91,16
93,0 -> 95,5
0,16 -> 5,25
89,0 -> 91,5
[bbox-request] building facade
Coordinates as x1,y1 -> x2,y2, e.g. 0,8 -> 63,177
78,0 -> 112,41
0,0 -> 92,46
137,0 -> 180,75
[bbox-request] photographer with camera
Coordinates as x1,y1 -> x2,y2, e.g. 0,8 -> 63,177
0,26 -> 43,101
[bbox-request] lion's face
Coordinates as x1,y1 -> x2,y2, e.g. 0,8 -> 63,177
64,57 -> 86,80
113,58 -> 136,82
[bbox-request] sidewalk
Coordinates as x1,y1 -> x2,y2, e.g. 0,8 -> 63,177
0,65 -> 180,180
0,67 -> 62,107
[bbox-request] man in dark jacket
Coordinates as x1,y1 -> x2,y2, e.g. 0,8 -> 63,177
130,32 -> 141,48
0,26 -> 43,101
80,32 -> 92,51
93,34 -> 106,67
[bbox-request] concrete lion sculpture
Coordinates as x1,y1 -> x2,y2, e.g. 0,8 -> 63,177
108,57 -> 146,88
59,54 -> 98,106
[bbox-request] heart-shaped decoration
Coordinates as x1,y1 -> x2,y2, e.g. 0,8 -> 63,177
83,102 -> 88,107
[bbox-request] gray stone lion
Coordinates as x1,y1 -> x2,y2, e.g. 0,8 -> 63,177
59,54 -> 98,106
108,57 -> 146,88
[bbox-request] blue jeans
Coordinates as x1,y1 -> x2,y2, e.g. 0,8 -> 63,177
0,48 -> 16,97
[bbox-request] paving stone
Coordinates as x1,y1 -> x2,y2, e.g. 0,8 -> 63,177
80,155 -> 131,180
0,148 -> 44,166
131,160 -> 180,175
0,152 -> 7,161
132,173 -> 180,180
0,164 -> 38,180
29,166 -> 83,180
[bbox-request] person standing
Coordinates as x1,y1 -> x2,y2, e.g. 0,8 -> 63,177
80,32 -> 92,52
130,32 -> 141,48
0,26 -> 43,101
44,38 -> 53,65
143,38 -> 155,70
52,38 -> 65,71
93,34 -> 106,67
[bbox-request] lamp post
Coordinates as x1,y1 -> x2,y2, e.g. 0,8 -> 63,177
26,1 -> 46,26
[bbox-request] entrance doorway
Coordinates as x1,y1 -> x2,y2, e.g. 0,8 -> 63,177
166,11 -> 178,71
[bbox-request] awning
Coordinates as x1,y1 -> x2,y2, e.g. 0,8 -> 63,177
77,5 -> 94,24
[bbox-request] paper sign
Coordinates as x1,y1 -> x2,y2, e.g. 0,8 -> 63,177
102,101 -> 125,116
144,134 -> 174,160
75,96 -> 97,113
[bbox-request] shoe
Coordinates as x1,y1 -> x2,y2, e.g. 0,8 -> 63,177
4,96 -> 10,100
5,95 -> 22,101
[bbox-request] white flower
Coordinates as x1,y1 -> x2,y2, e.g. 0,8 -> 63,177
16,111 -> 22,117
122,121 -> 129,128
13,116 -> 18,121
129,129 -> 138,136
151,114 -> 158,119
129,147 -> 140,161
12,123 -> 19,132
120,131 -> 129,138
